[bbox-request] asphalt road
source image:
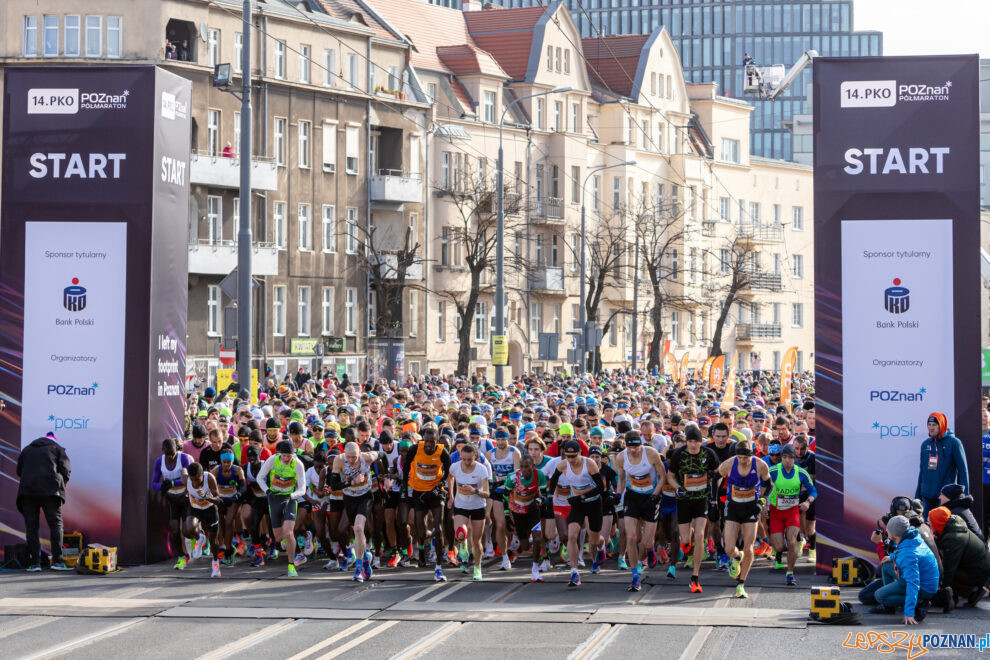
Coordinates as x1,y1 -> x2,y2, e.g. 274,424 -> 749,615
0,553 -> 987,659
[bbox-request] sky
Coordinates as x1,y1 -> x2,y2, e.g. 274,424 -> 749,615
854,0 -> 989,57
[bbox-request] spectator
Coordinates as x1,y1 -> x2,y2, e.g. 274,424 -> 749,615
178,40 -> 189,61
222,141 -> 235,158
928,506 -> 990,608
982,408 -> 990,536
872,515 -> 940,625
17,433 -> 72,571
164,40 -> 175,60
915,412 -> 969,517
938,483 -> 984,542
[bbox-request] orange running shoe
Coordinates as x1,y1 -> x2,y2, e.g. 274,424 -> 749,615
446,549 -> 460,566
690,577 -> 703,593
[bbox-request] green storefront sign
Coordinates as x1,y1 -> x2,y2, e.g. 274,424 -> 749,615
982,348 -> 990,385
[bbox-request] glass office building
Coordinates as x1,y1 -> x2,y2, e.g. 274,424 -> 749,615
502,0 -> 882,161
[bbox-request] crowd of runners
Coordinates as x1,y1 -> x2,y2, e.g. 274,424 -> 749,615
155,368 -> 820,595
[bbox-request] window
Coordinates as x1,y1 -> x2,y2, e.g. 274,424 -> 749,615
535,234 -> 543,265
234,33 -> 242,72
514,162 -> 523,195
792,206 -> 804,230
719,249 -> 731,274
474,302 -> 488,342
208,28 -> 219,67
346,53 -> 358,90
553,101 -> 562,131
322,205 -> 336,253
346,208 -> 359,253
299,44 -> 310,83
298,120 -> 311,168
626,116 -> 635,147
273,201 -> 286,249
773,302 -> 781,325
321,287 -> 334,335
531,302 -> 543,338
551,234 -> 559,266
85,16 -> 101,57
441,153 -> 450,190
274,117 -> 287,166
671,248 -> 679,281
546,45 -> 553,71
536,99 -> 545,130
426,82 -> 437,103
671,311 -> 680,344
792,302 -> 804,328
550,165 -> 559,198
322,121 -> 337,172
274,41 -> 286,79
570,234 -> 579,271
207,109 -> 220,156
436,301 -> 446,342
592,176 -> 600,211
273,286 -> 287,336
792,254 -> 804,278
689,248 -> 697,283
410,135 -> 421,177
345,288 -> 357,335
23,17 -> 38,56
563,49 -> 570,74
298,204 -> 311,251
64,16 -> 80,57
298,286 -> 311,336
43,16 -> 58,57
408,292 -> 418,337
612,176 -> 621,211
387,66 -> 399,91
441,227 -> 450,266
657,123 -> 665,153
483,91 -> 495,124
571,166 -> 580,203
207,285 -> 220,336
206,195 -> 222,245
609,313 -> 618,346
323,49 -> 336,86
345,124 -> 359,174
773,253 -> 781,275
555,47 -> 561,72
651,72 -> 656,95
721,137 -> 740,163
749,201 -> 761,224
719,196 -> 731,222
571,104 -> 580,133
553,303 -> 562,335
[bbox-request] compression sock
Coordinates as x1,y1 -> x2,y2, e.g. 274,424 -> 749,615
808,533 -> 816,550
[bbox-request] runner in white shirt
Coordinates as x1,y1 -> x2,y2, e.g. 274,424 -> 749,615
448,444 -> 492,581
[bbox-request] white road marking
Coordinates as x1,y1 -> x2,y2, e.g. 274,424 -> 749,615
584,623 -> 625,660
0,615 -> 59,640
284,619 -> 377,660
403,581 -> 448,603
20,617 -> 148,660
390,621 -> 462,660
424,580 -> 468,602
196,618 -> 299,660
678,597 -> 730,660
566,624 -> 611,660
313,620 -> 399,660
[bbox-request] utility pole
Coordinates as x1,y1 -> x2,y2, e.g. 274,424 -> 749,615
236,0 -> 253,398
631,236 -> 639,372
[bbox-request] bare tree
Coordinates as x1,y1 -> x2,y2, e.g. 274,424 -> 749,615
705,234 -> 754,357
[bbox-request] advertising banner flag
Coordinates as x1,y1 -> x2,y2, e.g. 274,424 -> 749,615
701,356 -> 715,383
814,56 -> 981,571
723,364 -> 738,406
664,352 -> 677,381
679,353 -> 690,386
663,339 -> 671,359
709,355 -> 726,389
780,346 -> 798,411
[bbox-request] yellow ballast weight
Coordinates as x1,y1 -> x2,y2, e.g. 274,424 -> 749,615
810,585 -> 841,619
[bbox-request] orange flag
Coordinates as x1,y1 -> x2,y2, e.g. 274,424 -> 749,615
780,346 -> 798,411
710,354 -> 726,388
664,352 -> 677,381
702,356 -> 715,383
722,364 -> 737,405
679,353 -> 690,386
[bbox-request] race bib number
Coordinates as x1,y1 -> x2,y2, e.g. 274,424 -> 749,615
457,483 -> 476,496
927,454 -> 938,470
731,486 -> 756,503
555,485 -> 572,498
630,474 -> 654,491
776,495 -> 799,509
684,474 -> 707,492
271,475 -> 294,491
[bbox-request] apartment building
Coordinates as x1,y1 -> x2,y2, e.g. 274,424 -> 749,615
4,0 -> 428,383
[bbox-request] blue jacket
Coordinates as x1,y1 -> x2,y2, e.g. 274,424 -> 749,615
915,430 -> 968,500
893,527 -> 940,617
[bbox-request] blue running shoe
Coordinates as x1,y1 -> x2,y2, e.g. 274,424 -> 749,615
568,569 -> 581,587
363,551 -> 373,580
591,548 -> 605,574
646,548 -> 659,569
628,571 -> 642,592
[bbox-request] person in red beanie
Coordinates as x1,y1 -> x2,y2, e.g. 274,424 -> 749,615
928,506 -> 990,609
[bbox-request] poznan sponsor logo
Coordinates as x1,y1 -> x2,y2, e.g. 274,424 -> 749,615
899,80 -> 952,103
869,387 -> 925,403
80,89 -> 129,110
47,382 -> 99,397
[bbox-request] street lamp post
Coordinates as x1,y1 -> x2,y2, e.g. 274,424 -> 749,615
495,85 -> 571,387
578,160 -> 635,375
236,0 -> 253,398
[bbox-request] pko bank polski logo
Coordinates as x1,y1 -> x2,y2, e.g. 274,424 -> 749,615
840,80 -> 951,108
884,278 -> 909,314
63,278 -> 87,311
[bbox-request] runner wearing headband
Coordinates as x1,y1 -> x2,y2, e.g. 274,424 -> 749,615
615,429 -> 667,591
717,439 -> 772,598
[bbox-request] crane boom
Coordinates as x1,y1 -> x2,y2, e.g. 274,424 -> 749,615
765,50 -> 819,100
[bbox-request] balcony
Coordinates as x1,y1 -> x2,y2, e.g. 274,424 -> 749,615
188,240 -> 279,276
370,251 -> 423,281
735,323 -> 782,341
749,271 -> 783,292
532,196 -> 564,224
370,170 -> 423,204
189,151 -> 278,192
738,223 -> 784,242
701,219 -> 717,237
529,266 -> 565,292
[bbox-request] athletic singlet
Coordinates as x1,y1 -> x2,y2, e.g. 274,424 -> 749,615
488,446 -> 517,493
215,466 -> 240,500
450,460 -> 491,510
553,457 -> 600,506
726,457 -> 761,503
268,458 -> 299,495
506,469 -> 546,514
245,462 -> 265,496
768,464 -> 807,510
186,476 -> 214,510
162,454 -> 189,498
408,444 -> 444,491
622,449 -> 658,494
380,443 -> 401,492
341,457 -> 372,497
306,466 -> 329,506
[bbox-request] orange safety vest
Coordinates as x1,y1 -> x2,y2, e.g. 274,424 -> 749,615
408,443 -> 444,491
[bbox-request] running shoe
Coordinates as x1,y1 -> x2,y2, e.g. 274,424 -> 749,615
508,535 -> 521,553
344,546 -> 355,568
250,551 -> 265,568
717,553 -> 730,571
25,563 -> 42,572
211,559 -> 221,578
689,577 -> 703,593
267,547 -> 279,561
684,554 -> 694,570
220,554 -> 235,567
353,562 -> 364,582
591,547 -> 605,574
460,562 -> 470,574
323,559 -> 339,570
728,557 -> 741,579
294,552 -> 308,567
417,548 -> 427,568
499,555 -> 512,571
192,533 -> 206,560
707,538 -> 716,555
666,565 -> 676,580
427,543 -> 437,565
808,549 -> 817,562
363,552 -> 373,580
658,548 -> 669,564
568,569 -> 581,587
539,558 -> 552,573
173,557 -> 188,570
388,554 -> 401,568
646,548 -> 659,569
560,544 -> 569,561
786,572 -> 798,586
372,555 -> 381,569
796,539 -> 806,557
531,564 -> 544,582
287,563 -> 298,578
473,566 -> 483,581
735,583 -> 749,598
774,559 -> 786,571
447,549 -> 460,567
50,561 -> 72,571
434,566 -> 447,582
628,572 -> 642,592
483,540 -> 495,559
756,541 -> 773,556
235,538 -> 248,556
617,556 -> 630,571
304,531 -> 314,556
577,557 -> 586,568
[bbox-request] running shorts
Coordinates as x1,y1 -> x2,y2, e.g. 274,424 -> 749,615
411,489 -> 444,512
623,491 -> 661,523
511,509 -> 542,536
724,500 -> 762,524
540,498 -> 554,520
801,497 -> 816,522
344,492 -> 374,523
553,504 -> 570,519
566,499 -> 604,533
190,504 -> 220,530
268,493 -> 297,527
768,505 -> 801,535
166,496 -> 188,522
326,498 -> 345,514
383,491 -> 401,509
676,497 -> 709,525
452,506 -> 486,521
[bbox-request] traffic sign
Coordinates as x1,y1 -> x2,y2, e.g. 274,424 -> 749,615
218,345 -> 236,366
492,334 -> 508,366
219,268 -> 260,301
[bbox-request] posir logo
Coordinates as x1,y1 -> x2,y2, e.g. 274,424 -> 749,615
49,413 -> 91,431
47,382 -> 99,396
899,80 -> 951,103
872,421 -> 919,439
869,387 -> 925,403
884,278 -> 910,314
79,89 -> 129,110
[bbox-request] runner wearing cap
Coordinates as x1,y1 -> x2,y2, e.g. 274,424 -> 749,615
487,428 -> 521,570
546,439 -> 607,587
667,423 -> 719,593
717,438 -> 771,597
615,429 -> 667,591
545,423 -> 589,457
330,441 -> 381,582
448,443 -> 491,581
767,443 -> 817,585
254,439 -> 307,577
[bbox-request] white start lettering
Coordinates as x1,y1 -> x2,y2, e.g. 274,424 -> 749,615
28,153 -> 126,179
842,147 -> 949,175
161,156 -> 187,185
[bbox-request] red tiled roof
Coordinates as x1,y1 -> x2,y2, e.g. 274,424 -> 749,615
582,35 -> 648,98
448,78 -> 476,116
437,44 -> 508,78
363,0 -> 476,73
464,6 -> 547,80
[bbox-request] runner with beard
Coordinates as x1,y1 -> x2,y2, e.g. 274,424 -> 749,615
717,439 -> 772,598
705,422 -> 737,570
402,425 -> 451,582
667,424 -> 719,593
615,430 -> 667,591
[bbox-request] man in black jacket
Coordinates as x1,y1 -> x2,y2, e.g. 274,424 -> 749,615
929,506 -> 990,608
938,483 -> 984,542
17,433 -> 72,571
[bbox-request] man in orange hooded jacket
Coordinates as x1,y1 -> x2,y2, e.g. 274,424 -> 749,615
915,412 -> 969,517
